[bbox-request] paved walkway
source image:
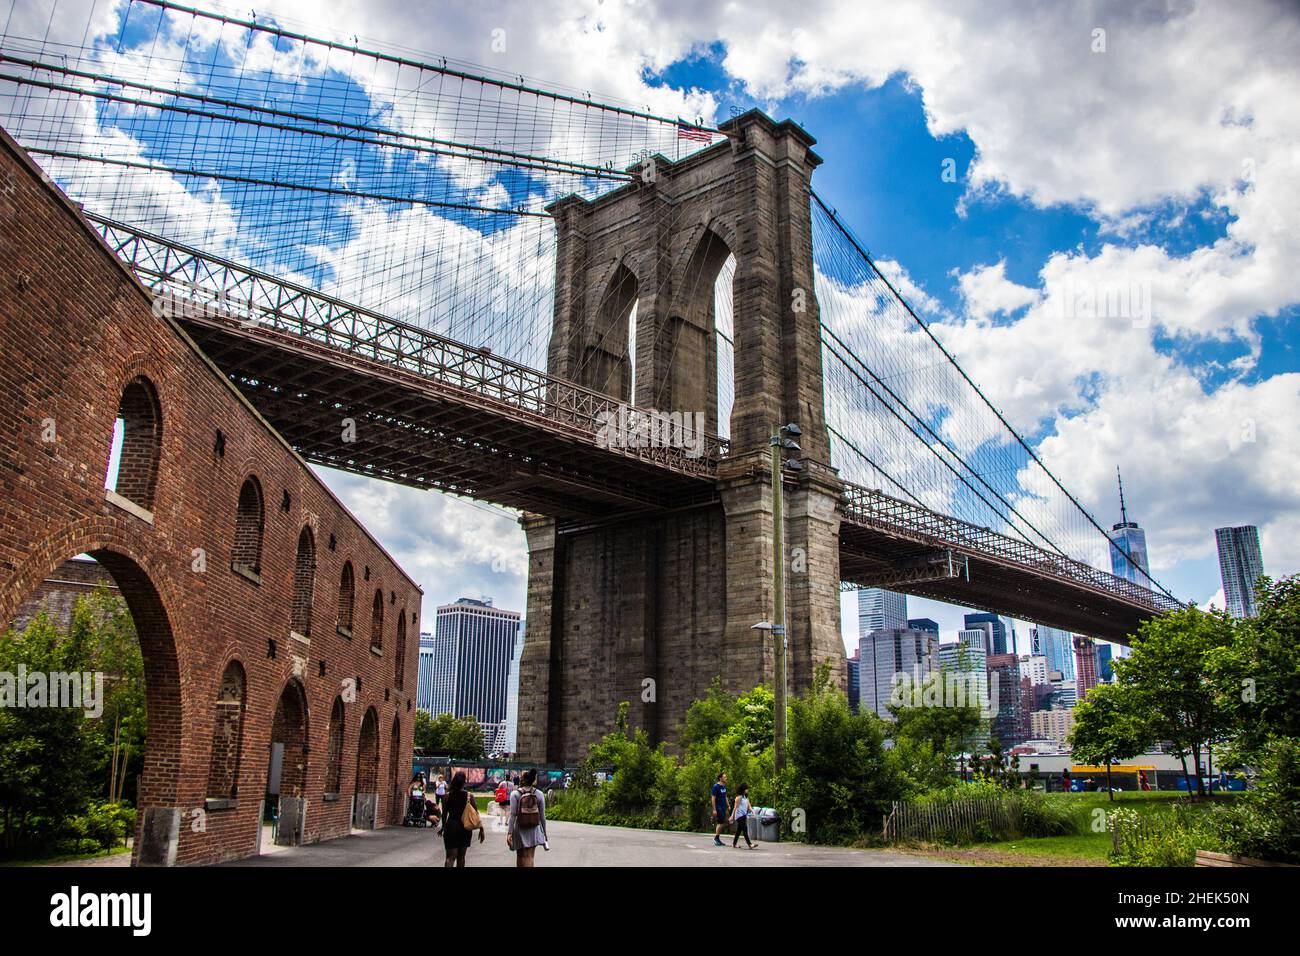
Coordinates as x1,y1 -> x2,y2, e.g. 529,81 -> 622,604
222,820 -> 957,867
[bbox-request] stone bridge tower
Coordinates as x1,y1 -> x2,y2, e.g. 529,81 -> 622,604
516,111 -> 845,763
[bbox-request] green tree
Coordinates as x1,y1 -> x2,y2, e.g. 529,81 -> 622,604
1068,682 -> 1154,800
679,677 -> 738,750
0,612 -> 97,853
781,660 -> 905,844
581,702 -> 680,819
75,587 -> 145,804
731,684 -> 774,755
413,711 -> 484,758
1115,605 -> 1236,795
886,671 -> 984,791
1209,575 -> 1300,762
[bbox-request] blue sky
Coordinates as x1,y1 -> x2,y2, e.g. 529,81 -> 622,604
14,0 -> 1298,654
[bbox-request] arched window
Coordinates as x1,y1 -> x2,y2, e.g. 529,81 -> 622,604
271,680 -> 310,799
104,375 -> 162,512
394,610 -> 407,691
231,476 -> 264,577
325,696 -> 346,796
290,526 -> 316,638
337,561 -> 355,637
388,715 -> 403,825
355,707 -> 379,795
206,661 -> 246,801
370,588 -> 384,653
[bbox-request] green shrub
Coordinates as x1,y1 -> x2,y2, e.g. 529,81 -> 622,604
1216,738 -> 1300,864
1108,806 -> 1220,867
1019,792 -> 1086,838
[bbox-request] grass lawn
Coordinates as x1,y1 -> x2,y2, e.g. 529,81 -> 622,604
900,791 -> 1231,867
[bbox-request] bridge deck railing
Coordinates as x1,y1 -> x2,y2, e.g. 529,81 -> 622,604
841,483 -> 1182,614
91,217 -> 729,478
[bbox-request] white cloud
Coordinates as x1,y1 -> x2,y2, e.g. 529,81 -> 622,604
956,261 -> 1038,323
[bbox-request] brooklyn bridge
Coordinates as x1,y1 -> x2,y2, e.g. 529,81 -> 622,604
0,0 -> 1181,863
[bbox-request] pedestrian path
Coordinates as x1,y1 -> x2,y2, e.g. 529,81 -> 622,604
222,820 -> 961,867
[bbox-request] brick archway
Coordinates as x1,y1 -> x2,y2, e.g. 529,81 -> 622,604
0,532 -> 184,865
269,678 -> 310,846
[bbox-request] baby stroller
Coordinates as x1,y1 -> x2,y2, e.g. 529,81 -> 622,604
403,788 -> 431,827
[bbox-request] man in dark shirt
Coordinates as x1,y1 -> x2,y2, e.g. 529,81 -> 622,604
711,772 -> 728,847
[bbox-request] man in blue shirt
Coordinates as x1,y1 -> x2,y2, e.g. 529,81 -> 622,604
711,772 -> 728,847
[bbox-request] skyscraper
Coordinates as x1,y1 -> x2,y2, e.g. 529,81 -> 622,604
1033,625 -> 1075,682
430,597 -> 520,724
908,618 -> 940,637
964,612 -> 1008,656
959,627 -> 988,654
1096,644 -> 1114,683
988,653 -> 1032,747
938,641 -> 988,710
858,588 -> 907,635
858,627 -> 937,718
1215,525 -> 1265,618
1108,467 -> 1153,587
847,647 -> 860,714
1073,635 -> 1099,700
415,631 -> 436,713
501,631 -> 525,754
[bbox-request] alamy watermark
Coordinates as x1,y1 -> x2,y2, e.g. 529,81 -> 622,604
889,666 -> 999,719
1,666 -> 104,717
152,280 -> 264,327
1055,277 -> 1152,328
595,405 -> 706,459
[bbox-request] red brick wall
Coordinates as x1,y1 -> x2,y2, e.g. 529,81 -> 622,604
0,128 -> 423,865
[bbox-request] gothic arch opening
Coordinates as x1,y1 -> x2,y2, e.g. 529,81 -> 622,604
661,228 -> 733,434
580,261 -> 638,402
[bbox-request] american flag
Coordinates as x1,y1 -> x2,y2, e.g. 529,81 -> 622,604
677,119 -> 713,143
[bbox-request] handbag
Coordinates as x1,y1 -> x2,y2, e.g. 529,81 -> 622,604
460,793 -> 482,831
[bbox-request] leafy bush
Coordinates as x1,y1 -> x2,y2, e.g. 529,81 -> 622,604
1215,737 -> 1300,864
1108,806 -> 1220,867
1018,792 -> 1086,838
780,662 -> 905,845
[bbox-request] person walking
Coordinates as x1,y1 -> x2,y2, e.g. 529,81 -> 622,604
711,772 -> 728,847
441,771 -> 484,867
506,768 -> 548,867
434,773 -> 447,811
730,783 -> 754,849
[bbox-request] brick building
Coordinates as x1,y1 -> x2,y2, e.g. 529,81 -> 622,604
0,128 -> 421,865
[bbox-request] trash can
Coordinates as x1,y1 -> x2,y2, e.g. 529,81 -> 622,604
753,807 -> 780,842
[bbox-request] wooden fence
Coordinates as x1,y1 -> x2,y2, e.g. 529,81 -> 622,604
882,796 -> 1022,844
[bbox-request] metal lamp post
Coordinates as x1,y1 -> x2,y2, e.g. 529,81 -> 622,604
754,422 -> 802,774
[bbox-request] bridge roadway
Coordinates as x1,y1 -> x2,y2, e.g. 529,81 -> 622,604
95,218 -> 1180,644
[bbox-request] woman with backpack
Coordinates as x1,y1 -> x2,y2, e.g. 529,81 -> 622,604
441,771 -> 484,867
506,768 -> 548,867
730,783 -> 754,849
